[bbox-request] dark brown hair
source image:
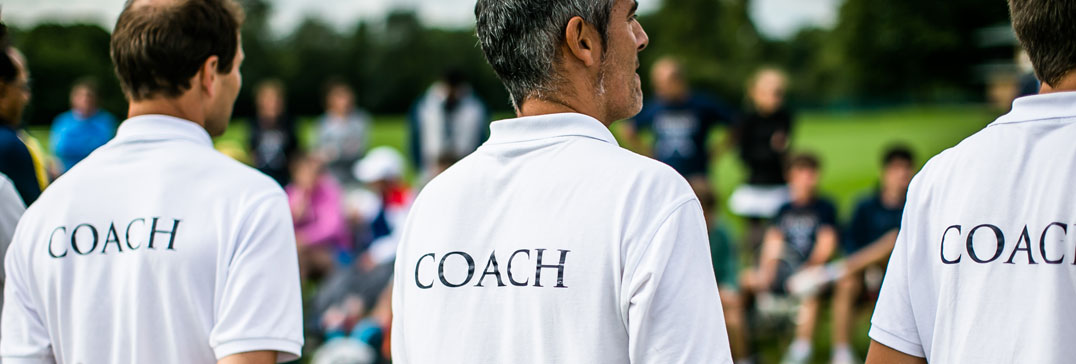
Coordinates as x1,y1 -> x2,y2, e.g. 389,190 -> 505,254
1009,0 -> 1076,87
110,0 -> 244,101
788,152 -> 821,171
0,22 -> 16,84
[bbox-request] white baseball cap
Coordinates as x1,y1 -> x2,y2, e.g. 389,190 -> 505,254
353,146 -> 405,183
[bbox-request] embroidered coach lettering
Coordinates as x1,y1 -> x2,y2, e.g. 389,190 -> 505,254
48,226 -> 67,258
148,217 -> 181,250
439,252 -> 476,288
533,249 -> 569,288
507,249 -> 530,286
415,249 -> 571,289
939,223 -> 1073,265
71,223 -> 99,256
940,225 -> 962,264
1041,223 -> 1066,264
47,217 -> 182,259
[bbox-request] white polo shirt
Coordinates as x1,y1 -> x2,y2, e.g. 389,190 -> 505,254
1,115 -> 303,363
0,172 -> 26,318
392,113 -> 731,364
871,92 -> 1076,362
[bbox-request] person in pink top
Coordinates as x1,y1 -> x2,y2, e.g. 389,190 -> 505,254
287,152 -> 351,282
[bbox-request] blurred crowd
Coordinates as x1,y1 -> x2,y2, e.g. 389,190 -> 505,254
1,52 -> 932,364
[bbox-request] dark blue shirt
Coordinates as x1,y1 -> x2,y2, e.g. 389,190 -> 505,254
0,125 -> 40,205
773,197 -> 837,266
633,93 -> 734,177
844,191 -> 904,254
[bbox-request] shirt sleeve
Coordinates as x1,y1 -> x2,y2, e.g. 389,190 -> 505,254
209,192 -> 304,362
844,200 -> 870,253
869,183 -> 926,358
622,199 -> 732,364
1,221 -> 56,363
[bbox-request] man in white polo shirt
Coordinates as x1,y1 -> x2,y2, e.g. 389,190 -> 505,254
392,0 -> 731,363
1,0 -> 303,363
867,1 -> 1076,363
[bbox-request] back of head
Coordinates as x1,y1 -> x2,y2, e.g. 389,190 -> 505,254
111,0 -> 244,101
475,0 -> 615,110
0,22 -> 16,84
882,144 -> 915,167
788,151 -> 820,172
1009,0 -> 1076,88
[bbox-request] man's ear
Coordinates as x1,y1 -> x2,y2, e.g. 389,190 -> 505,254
198,55 -> 220,98
564,16 -> 602,67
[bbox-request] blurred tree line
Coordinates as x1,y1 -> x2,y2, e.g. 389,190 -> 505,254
8,0 -> 1012,125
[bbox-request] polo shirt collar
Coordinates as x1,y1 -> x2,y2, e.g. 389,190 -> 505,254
994,91 -> 1076,126
486,113 -> 619,146
113,114 -> 213,148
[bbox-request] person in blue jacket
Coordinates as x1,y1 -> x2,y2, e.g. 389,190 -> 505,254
50,79 -> 118,172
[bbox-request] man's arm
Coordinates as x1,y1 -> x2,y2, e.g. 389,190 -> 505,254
866,340 -> 927,364
210,192 -> 303,362
806,225 -> 838,266
753,226 -> 785,290
623,199 -> 731,363
844,230 -> 898,274
218,351 -> 277,364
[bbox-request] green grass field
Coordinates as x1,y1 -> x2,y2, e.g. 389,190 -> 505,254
25,105 -> 998,362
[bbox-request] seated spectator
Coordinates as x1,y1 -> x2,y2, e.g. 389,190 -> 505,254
785,145 -> 915,364
742,152 -> 838,364
287,152 -> 351,281
317,80 -> 370,186
50,78 -> 117,172
312,147 -> 412,363
249,79 -> 299,186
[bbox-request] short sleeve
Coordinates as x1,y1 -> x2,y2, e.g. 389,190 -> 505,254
844,199 -> 871,253
1,222 -> 55,363
869,184 -> 926,358
622,199 -> 732,364
819,200 -> 838,227
209,193 -> 304,362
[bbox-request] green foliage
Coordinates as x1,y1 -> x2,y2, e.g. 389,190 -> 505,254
7,0 -> 1015,125
13,23 -> 124,125
781,0 -> 1012,106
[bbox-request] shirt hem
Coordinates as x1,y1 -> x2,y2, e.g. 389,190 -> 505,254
213,337 -> 303,363
868,324 -> 926,358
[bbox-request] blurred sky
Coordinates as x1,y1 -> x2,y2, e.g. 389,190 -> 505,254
1,0 -> 840,39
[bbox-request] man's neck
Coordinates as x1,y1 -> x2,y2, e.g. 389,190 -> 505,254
880,186 -> 906,208
127,98 -> 205,127
1040,72 -> 1076,94
518,97 -> 610,126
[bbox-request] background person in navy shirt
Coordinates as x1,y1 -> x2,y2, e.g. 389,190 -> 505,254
829,145 -> 915,363
743,152 -> 838,364
0,24 -> 38,206
49,78 -> 118,173
622,56 -> 735,185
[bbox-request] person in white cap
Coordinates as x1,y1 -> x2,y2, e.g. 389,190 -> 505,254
1,0 -> 303,363
391,0 -> 732,363
867,1 -> 1076,363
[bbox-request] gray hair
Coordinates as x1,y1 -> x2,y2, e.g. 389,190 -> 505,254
475,0 -> 616,110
